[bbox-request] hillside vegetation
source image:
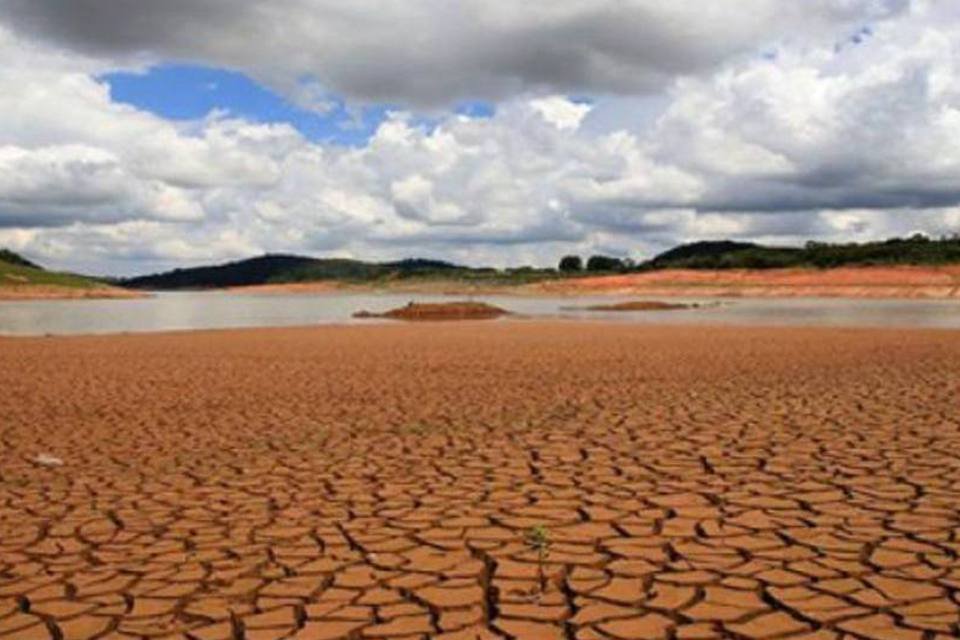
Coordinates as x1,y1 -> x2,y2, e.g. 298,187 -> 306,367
0,249 -> 105,289
0,248 -> 41,269
116,234 -> 960,291
646,235 -> 960,270
559,234 -> 960,273
120,254 -> 561,290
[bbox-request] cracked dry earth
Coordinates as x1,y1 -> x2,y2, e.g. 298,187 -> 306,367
1,322 -> 960,640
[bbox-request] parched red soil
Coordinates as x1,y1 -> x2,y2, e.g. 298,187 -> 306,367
218,265 -> 960,299
0,285 -> 146,301
1,323 -> 959,639
532,265 -> 960,298
354,301 -> 510,321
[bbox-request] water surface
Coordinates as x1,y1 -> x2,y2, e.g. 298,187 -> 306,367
1,291 -> 959,336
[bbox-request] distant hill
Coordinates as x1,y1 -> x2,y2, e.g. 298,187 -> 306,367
0,248 -> 107,290
0,248 -> 41,270
644,235 -> 960,270
118,234 -> 960,291
120,254 -> 465,290
649,241 -> 763,266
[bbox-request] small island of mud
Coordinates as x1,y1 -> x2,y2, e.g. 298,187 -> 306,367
564,300 -> 697,312
353,301 -> 511,321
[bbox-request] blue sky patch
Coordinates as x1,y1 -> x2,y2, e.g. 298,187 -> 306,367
455,101 -> 495,119
102,64 -> 390,146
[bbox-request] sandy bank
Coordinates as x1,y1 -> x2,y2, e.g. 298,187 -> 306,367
529,265 -> 960,298
354,300 -> 510,320
563,299 -> 695,311
210,264 -> 960,299
0,284 -> 148,301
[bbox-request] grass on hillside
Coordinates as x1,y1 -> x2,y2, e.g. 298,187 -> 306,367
363,267 -> 573,287
0,259 -> 105,289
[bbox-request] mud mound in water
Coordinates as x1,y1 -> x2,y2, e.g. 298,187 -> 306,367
567,300 -> 695,311
354,301 -> 510,321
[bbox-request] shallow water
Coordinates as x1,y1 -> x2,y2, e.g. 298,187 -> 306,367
1,291 -> 959,335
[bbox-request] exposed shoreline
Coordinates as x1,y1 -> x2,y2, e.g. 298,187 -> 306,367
6,264 -> 960,300
3,316 -> 959,341
225,264 -> 960,299
530,265 -> 960,299
0,284 -> 148,301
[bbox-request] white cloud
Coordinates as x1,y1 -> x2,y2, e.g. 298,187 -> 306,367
640,0 -> 960,214
531,96 -> 593,130
2,3 -> 960,275
0,145 -> 203,225
0,0 -> 909,107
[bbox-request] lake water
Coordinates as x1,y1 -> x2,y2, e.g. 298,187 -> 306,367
1,291 -> 959,336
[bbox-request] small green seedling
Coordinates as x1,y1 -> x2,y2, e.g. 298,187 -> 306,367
402,422 -> 432,436
525,525 -> 551,592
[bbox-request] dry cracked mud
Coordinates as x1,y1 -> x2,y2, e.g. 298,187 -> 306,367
1,322 -> 959,639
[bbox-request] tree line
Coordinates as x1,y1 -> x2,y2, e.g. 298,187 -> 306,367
557,234 -> 960,273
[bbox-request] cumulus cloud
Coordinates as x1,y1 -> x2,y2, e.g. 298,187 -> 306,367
531,97 -> 593,131
645,5 -> 960,214
1,2 -> 960,275
0,145 -> 202,226
0,0 -> 909,107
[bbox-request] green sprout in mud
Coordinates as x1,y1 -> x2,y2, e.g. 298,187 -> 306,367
525,525 -> 551,592
402,422 -> 432,436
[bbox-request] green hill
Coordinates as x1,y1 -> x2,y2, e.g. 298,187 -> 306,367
120,254 -> 471,289
0,248 -> 41,269
120,253 -> 569,290
0,249 -> 106,289
643,235 -> 960,270
99,234 -> 960,292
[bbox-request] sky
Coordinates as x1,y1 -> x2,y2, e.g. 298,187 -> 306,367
1,0 -> 959,276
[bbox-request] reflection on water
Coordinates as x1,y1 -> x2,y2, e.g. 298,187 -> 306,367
0,291 -> 959,336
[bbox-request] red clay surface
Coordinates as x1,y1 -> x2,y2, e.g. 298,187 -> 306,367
533,266 -> 960,298
1,323 -> 959,639
220,265 -> 960,299
0,285 -> 144,301
354,302 -> 510,321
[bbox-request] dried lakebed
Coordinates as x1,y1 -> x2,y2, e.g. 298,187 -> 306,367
1,323 -> 959,639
